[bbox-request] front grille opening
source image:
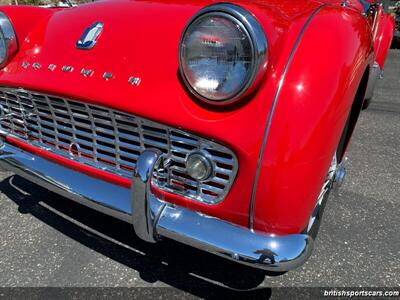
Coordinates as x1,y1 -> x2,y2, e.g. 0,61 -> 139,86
0,88 -> 238,204
216,162 -> 233,171
171,141 -> 196,151
143,134 -> 167,144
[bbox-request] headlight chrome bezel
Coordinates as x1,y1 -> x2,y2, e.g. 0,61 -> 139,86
0,12 -> 18,69
179,3 -> 268,106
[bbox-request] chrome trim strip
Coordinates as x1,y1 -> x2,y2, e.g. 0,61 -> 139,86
249,6 -> 325,229
132,149 -> 314,271
0,141 -> 131,222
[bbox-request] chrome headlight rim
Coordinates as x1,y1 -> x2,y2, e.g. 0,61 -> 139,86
179,3 -> 268,106
0,11 -> 18,69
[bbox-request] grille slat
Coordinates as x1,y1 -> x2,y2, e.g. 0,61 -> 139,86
0,88 -> 238,204
207,155 -> 234,165
213,166 -> 233,176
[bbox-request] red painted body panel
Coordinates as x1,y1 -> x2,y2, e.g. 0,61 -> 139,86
0,6 -> 54,48
0,0 -> 392,234
372,6 -> 395,68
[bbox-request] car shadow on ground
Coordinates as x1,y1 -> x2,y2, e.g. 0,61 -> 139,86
0,175 -> 279,298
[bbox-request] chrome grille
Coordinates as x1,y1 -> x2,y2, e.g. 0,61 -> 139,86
0,87 -> 238,204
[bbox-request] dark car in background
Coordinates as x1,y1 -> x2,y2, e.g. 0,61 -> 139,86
394,2 -> 400,45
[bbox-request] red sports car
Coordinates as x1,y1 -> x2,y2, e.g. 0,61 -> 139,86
0,0 -> 394,272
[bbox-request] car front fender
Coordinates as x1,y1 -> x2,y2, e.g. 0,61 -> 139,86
251,5 -> 374,234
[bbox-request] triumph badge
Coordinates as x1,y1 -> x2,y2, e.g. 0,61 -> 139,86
76,22 -> 104,50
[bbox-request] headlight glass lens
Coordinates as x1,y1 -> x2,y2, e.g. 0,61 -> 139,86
180,13 -> 254,103
0,12 -> 18,69
0,30 -> 7,65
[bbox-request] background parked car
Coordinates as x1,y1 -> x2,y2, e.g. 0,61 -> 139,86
393,1 -> 400,47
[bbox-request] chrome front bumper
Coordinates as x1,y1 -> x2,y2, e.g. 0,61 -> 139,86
0,140 -> 313,272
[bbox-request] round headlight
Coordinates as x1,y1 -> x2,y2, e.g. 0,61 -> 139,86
0,12 -> 18,69
179,4 -> 267,105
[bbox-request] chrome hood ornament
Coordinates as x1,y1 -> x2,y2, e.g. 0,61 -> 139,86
76,22 -> 104,50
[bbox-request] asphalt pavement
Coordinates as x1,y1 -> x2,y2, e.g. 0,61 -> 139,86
0,50 -> 399,298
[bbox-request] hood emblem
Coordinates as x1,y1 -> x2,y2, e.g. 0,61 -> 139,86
76,22 -> 104,50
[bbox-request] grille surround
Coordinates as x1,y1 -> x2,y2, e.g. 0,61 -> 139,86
0,87 -> 238,204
